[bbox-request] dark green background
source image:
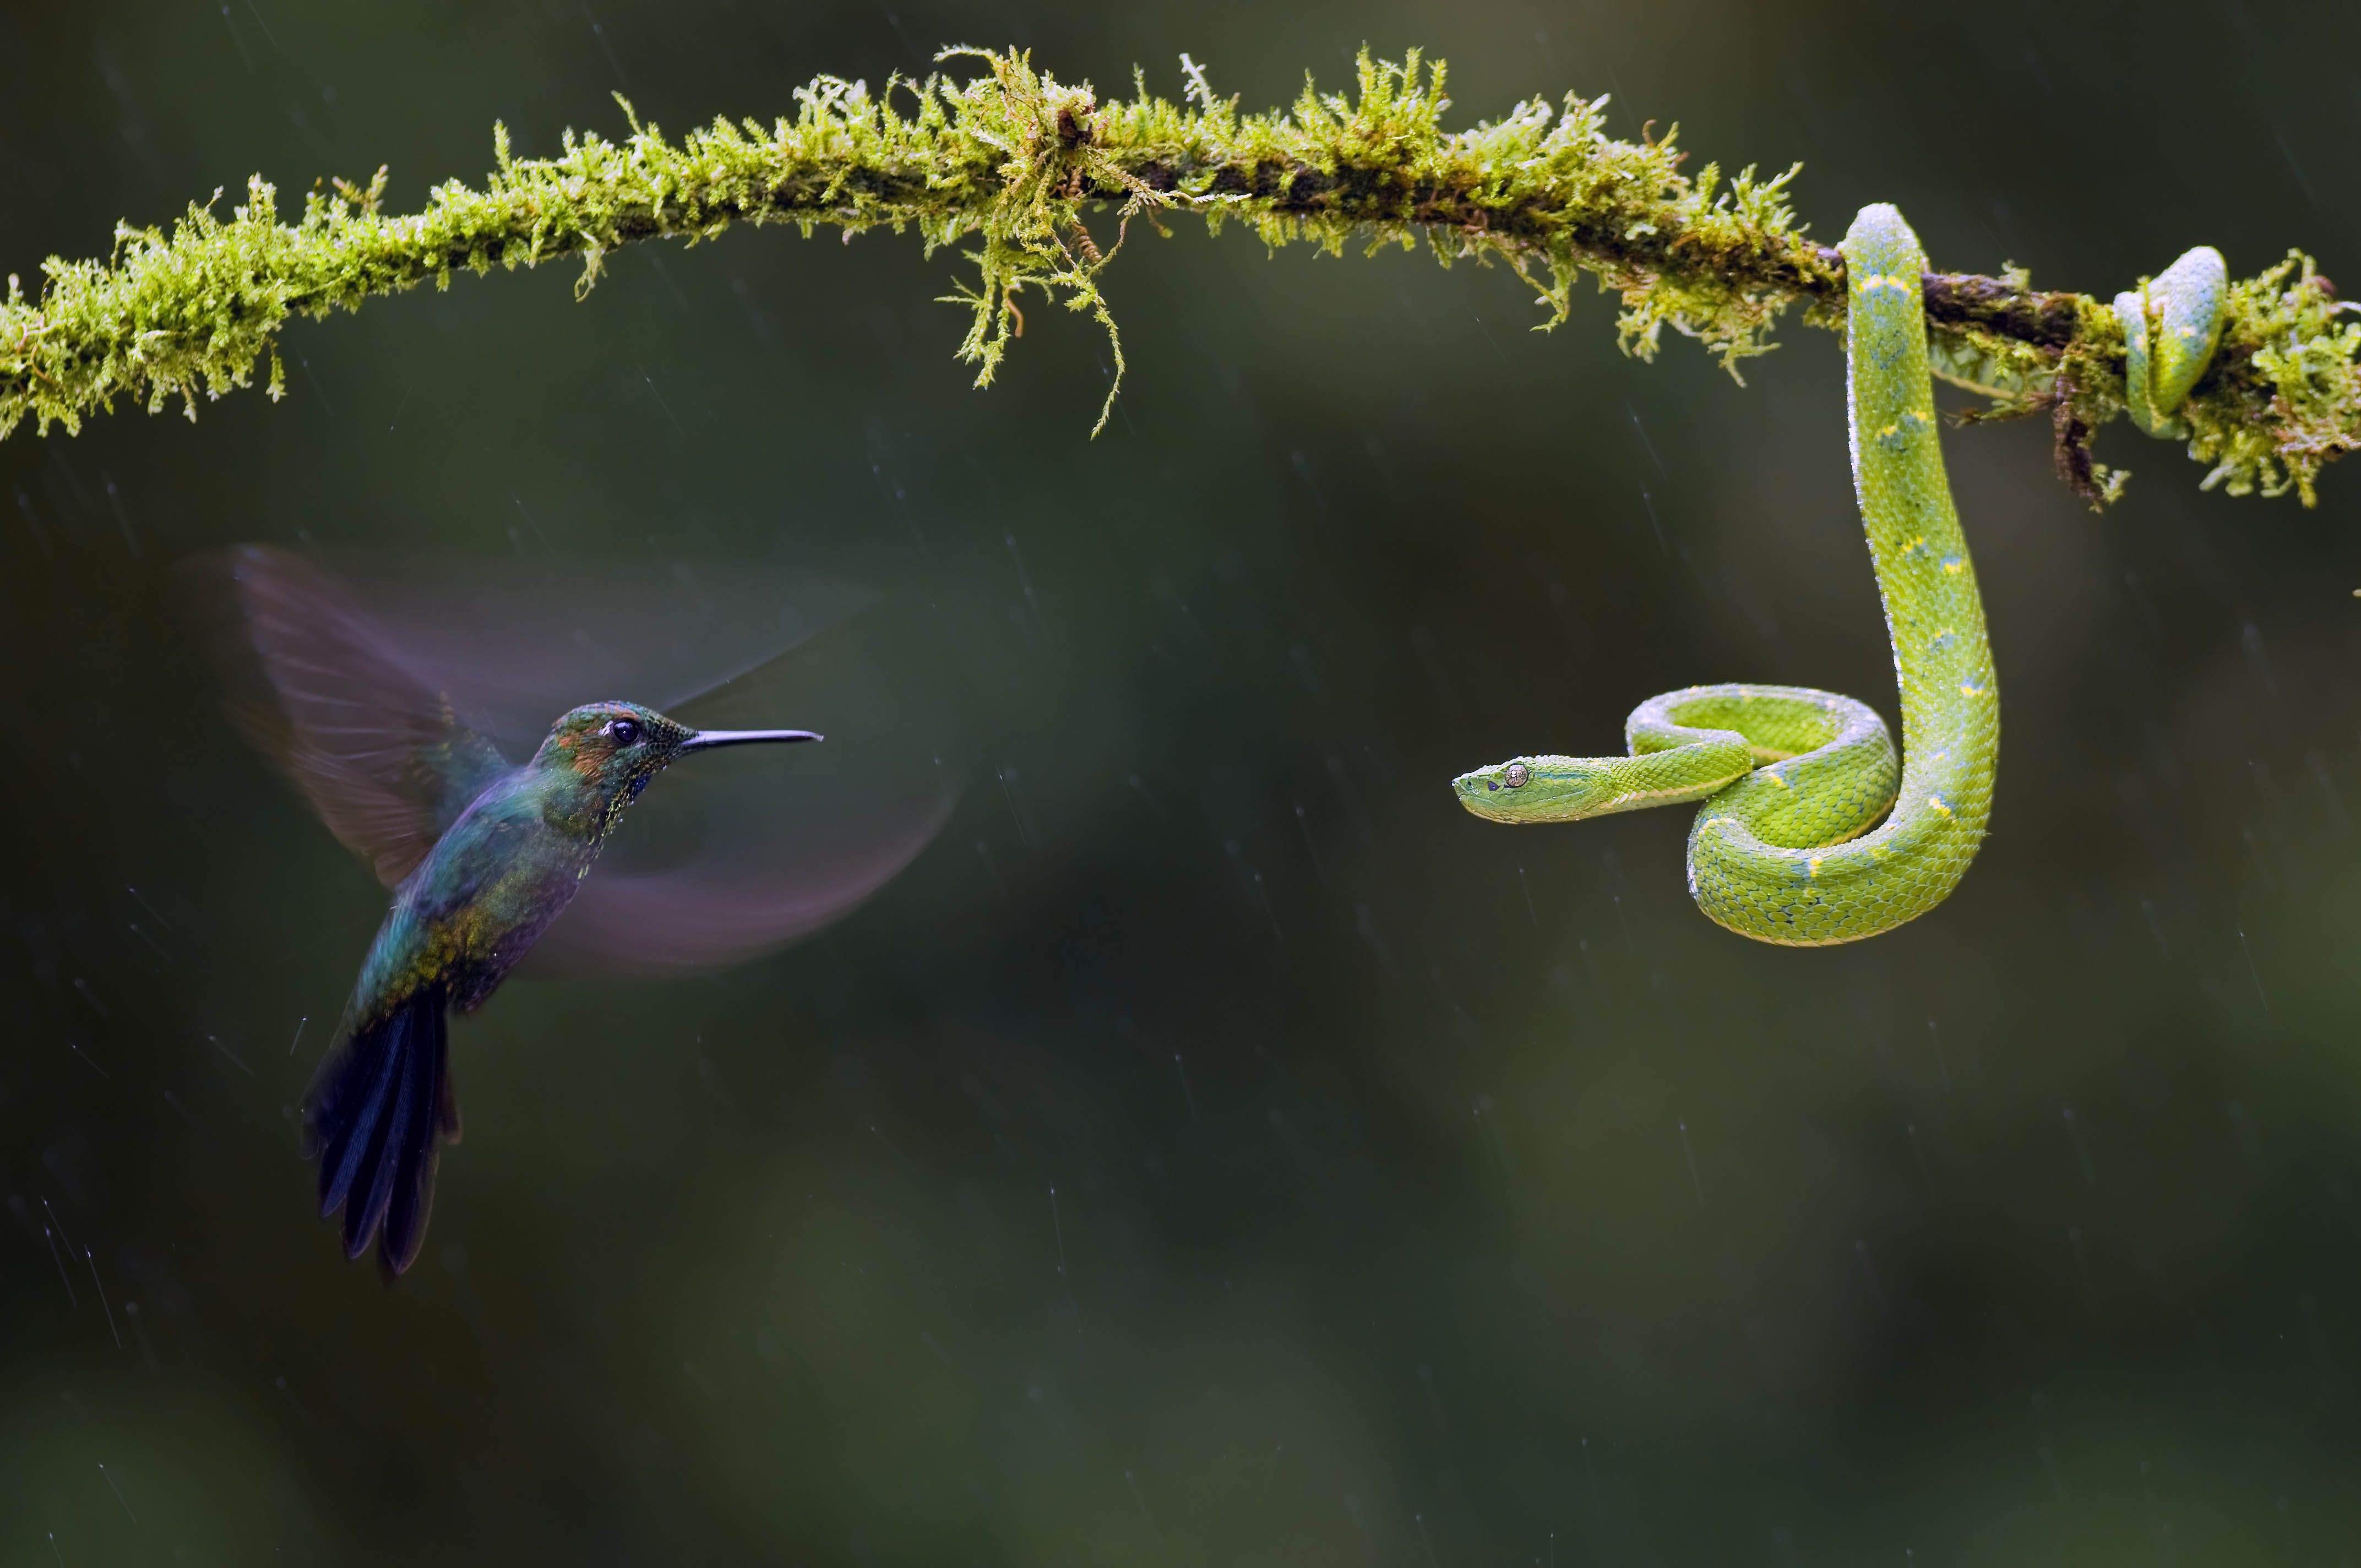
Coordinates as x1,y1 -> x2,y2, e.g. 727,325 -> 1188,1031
6,0 -> 2361,1561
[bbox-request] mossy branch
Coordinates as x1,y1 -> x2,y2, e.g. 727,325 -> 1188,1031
4,46 -> 2356,504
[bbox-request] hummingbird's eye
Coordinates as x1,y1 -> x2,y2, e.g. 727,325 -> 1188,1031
606,718 -> 641,746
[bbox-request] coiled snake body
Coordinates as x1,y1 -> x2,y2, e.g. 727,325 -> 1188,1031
1452,205 -> 2224,946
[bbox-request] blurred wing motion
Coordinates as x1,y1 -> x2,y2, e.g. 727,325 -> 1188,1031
305,547 -> 873,750
203,546 -> 513,885
534,785 -> 956,974
199,542 -> 953,969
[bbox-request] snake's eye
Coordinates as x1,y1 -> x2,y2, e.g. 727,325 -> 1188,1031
1504,763 -> 1530,788
605,717 -> 640,746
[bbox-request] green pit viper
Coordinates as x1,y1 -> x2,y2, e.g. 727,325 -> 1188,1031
1452,204 -> 2226,945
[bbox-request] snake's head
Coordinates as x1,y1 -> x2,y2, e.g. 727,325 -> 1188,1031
1451,755 -> 1619,824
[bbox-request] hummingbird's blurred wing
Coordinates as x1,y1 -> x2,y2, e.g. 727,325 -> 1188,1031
527,782 -> 957,973
306,548 -> 873,755
207,546 -> 515,886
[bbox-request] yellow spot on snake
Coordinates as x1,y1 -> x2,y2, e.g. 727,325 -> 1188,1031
1928,794 -> 1953,818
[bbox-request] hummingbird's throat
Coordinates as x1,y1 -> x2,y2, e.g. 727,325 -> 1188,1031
593,762 -> 669,841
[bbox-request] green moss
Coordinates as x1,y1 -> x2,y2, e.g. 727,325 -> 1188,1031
2,46 -> 2355,505
2177,251 -> 2361,505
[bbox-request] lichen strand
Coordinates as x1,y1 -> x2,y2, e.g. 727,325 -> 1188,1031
1,47 -> 2354,503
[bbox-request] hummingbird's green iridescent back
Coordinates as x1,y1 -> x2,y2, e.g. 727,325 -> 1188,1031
350,703 -> 700,1022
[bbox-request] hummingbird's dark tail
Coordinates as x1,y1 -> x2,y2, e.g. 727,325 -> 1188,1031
302,987 -> 459,1277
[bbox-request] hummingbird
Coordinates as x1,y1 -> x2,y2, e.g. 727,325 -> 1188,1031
204,546 -> 951,1275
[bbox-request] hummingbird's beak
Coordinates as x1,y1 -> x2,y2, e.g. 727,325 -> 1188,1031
678,728 -> 825,753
